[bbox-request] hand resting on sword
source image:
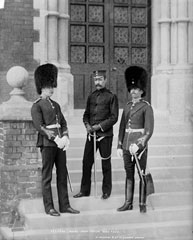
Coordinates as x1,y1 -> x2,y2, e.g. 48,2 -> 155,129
129,143 -> 139,155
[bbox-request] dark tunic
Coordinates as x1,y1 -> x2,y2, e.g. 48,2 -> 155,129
83,87 -> 119,136
118,99 -> 154,151
31,97 -> 68,147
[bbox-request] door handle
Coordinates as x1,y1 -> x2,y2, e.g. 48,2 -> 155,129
111,67 -> 117,71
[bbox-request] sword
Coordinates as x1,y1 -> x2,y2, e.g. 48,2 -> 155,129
133,152 -> 154,210
93,131 -> 97,197
133,153 -> 145,185
67,170 -> 73,192
56,116 -> 73,192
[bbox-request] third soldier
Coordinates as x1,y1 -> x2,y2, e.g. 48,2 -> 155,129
117,66 -> 154,213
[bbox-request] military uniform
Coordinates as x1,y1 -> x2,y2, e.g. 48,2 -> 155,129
79,87 -> 119,197
117,66 -> 154,213
31,97 -> 70,213
118,99 -> 154,152
31,63 -> 79,216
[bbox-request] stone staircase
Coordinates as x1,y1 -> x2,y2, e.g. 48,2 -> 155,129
0,112 -> 193,240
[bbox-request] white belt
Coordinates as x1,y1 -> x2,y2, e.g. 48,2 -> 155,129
46,123 -> 61,129
125,128 -> 144,134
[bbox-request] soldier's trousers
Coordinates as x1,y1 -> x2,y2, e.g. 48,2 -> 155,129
41,147 -> 70,213
80,135 -> 113,196
123,148 -> 147,180
123,149 -> 148,204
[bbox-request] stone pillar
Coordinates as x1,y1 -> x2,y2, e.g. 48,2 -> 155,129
0,67 -> 41,226
159,0 -> 171,66
151,0 -> 170,122
170,0 -> 178,64
151,0 -> 193,124
33,0 -> 74,116
47,0 -> 58,64
58,0 -> 70,69
56,0 -> 74,116
177,0 -> 188,65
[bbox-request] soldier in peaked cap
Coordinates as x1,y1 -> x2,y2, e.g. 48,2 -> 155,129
116,66 -> 154,213
31,63 -> 79,216
73,70 -> 119,200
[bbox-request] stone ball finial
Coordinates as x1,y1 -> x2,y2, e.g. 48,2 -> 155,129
6,66 -> 29,89
0,66 -> 32,120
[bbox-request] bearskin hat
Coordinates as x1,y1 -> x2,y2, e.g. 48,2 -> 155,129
125,66 -> 147,97
34,63 -> 58,94
92,70 -> 106,79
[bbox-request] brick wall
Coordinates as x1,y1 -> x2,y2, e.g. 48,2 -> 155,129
0,0 -> 39,104
0,120 -> 42,225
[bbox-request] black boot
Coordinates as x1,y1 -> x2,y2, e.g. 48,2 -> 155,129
117,179 -> 134,211
139,176 -> 147,213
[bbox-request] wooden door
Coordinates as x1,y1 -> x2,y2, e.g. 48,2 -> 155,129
69,0 -> 151,109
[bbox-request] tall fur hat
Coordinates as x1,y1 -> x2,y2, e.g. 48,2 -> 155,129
125,66 -> 147,97
34,63 -> 58,94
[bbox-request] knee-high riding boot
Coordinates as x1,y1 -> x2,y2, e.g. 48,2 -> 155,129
139,176 -> 147,213
117,179 -> 134,211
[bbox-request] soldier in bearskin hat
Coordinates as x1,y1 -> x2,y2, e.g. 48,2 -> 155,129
117,66 -> 154,213
31,63 -> 79,216
73,70 -> 119,200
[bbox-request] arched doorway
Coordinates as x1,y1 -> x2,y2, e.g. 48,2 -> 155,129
69,0 -> 151,108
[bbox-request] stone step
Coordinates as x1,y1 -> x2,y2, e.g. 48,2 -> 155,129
50,177 -> 193,200
68,134 -> 193,146
51,166 -> 192,184
66,155 -> 192,170
0,219 -> 192,240
22,205 -> 192,232
66,144 -> 193,158
18,192 -> 192,215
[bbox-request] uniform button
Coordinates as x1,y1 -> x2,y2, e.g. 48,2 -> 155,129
129,119 -> 131,122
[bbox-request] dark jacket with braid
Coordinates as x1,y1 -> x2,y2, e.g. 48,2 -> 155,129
118,99 -> 154,151
31,97 -> 68,147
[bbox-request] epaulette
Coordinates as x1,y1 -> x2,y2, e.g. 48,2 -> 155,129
142,99 -> 151,105
33,97 -> 41,104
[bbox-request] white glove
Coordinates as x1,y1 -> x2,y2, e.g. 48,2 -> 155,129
117,148 -> 123,158
54,136 -> 65,149
129,144 -> 139,155
62,136 -> 70,151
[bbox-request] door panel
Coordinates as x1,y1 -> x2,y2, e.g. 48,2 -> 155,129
69,0 -> 151,109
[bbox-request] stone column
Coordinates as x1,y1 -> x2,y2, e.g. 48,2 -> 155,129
151,0 -> 170,122
0,67 -> 41,226
168,0 -> 193,123
47,0 -> 58,64
151,0 -> 193,124
33,0 -> 74,116
170,0 -> 178,64
177,0 -> 188,65
54,0 -> 74,116
58,0 -> 70,69
159,0 -> 171,66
